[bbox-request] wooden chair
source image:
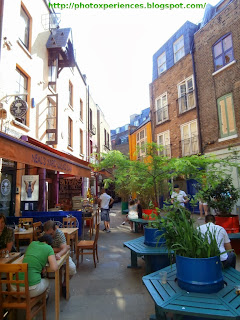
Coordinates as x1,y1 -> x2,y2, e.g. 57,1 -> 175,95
76,223 -> 100,268
19,218 -> 33,227
62,217 -> 77,253
0,263 -> 46,320
32,221 -> 42,241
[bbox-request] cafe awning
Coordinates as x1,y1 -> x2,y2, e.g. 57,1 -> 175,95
0,132 -> 91,178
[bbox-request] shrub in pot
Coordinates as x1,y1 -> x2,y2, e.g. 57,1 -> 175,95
158,205 -> 225,293
143,207 -> 166,247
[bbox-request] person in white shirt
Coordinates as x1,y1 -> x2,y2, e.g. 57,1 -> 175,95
171,184 -> 189,207
198,214 -> 236,269
98,188 -> 114,233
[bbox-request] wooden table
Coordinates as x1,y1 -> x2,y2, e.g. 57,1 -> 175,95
143,264 -> 240,320
14,227 -> 33,251
123,236 -> 171,274
13,250 -> 70,320
0,252 -> 21,264
60,227 -> 78,254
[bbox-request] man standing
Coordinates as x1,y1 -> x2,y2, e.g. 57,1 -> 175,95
43,220 -> 76,297
198,214 -> 236,268
98,188 -> 114,233
171,184 -> 189,207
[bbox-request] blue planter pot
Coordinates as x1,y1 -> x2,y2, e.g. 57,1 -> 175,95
176,255 -> 224,293
144,226 -> 165,247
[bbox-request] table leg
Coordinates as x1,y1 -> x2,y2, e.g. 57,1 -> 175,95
55,269 -> 60,320
134,222 -> 139,233
75,231 -> 78,256
66,253 -> 69,300
127,250 -> 141,269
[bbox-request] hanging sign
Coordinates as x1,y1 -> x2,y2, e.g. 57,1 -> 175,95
10,99 -> 28,117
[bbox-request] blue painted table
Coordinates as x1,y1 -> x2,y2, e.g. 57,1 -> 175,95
123,236 -> 171,274
143,264 -> 240,320
130,218 -> 148,233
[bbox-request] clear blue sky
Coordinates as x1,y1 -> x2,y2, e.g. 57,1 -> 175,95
58,0 -> 220,129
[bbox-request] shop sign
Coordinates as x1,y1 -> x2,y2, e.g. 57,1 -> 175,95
31,153 -> 72,173
1,179 -> 11,196
10,99 -> 28,117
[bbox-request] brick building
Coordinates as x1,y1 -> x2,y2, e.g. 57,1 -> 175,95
194,0 -> 240,212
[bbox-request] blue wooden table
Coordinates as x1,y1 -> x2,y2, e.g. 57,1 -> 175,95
130,218 -> 148,233
123,236 -> 171,274
143,264 -> 240,320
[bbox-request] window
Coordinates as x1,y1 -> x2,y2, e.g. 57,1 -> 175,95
157,52 -> 166,75
173,36 -> 184,63
15,67 -> 29,125
79,129 -> 83,154
19,6 -> 30,50
213,34 -> 234,71
157,131 -> 171,158
181,120 -> 199,156
48,57 -> 57,91
116,128 -> 120,134
156,93 -> 168,124
178,76 -> 195,113
69,81 -> 73,107
80,99 -> 83,120
124,124 -> 129,131
136,128 -> 146,157
46,95 -> 57,144
217,93 -> 236,138
68,117 -> 73,148
134,120 -> 139,126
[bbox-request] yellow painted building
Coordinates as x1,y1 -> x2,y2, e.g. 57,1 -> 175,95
129,121 -> 152,161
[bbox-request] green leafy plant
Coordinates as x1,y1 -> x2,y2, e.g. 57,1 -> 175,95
158,205 -> 221,258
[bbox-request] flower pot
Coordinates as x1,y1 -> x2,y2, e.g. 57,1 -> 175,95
144,226 -> 165,247
176,255 -> 224,293
215,215 -> 239,233
142,209 -> 157,220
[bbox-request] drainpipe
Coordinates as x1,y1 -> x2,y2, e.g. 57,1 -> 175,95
0,0 -> 4,62
191,40 -> 203,154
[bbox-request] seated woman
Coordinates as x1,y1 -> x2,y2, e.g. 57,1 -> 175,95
12,234 -> 58,298
122,200 -> 138,231
0,213 -> 14,253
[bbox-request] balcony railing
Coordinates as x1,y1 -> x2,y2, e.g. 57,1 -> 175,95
155,105 -> 169,124
178,90 -> 195,114
89,124 -> 96,135
181,135 -> 199,156
103,144 -> 110,152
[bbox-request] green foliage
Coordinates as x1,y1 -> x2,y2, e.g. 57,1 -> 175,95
158,205 -> 221,258
198,175 -> 240,216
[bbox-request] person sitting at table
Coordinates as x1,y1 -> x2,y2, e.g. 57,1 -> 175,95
12,234 -> 58,298
0,213 -> 14,253
198,214 -> 236,269
121,200 -> 138,231
43,220 -> 76,298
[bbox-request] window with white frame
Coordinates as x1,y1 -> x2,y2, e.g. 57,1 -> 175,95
157,130 -> 171,158
213,33 -> 234,71
15,67 -> 28,125
157,52 -> 166,75
178,76 -> 195,113
19,6 -> 30,50
136,128 -> 146,157
217,93 -> 237,139
79,129 -> 83,154
181,120 -> 199,156
156,93 -> 168,124
173,35 -> 184,63
69,81 -> 73,107
68,117 -> 73,148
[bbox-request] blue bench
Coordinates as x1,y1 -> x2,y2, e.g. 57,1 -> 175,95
143,264 -> 240,320
6,211 -> 82,236
123,236 -> 171,274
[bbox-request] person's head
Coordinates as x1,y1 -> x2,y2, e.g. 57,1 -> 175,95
0,214 -> 6,232
101,188 -> 106,194
205,214 -> 215,224
43,220 -> 56,237
173,184 -> 180,193
129,200 -> 135,206
38,234 -> 53,246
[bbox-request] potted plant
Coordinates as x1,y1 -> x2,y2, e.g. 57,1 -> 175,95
198,175 -> 240,233
158,205 -> 225,294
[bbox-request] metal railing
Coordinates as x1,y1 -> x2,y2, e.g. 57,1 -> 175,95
181,135 -> 199,156
155,105 -> 169,124
178,90 -> 195,114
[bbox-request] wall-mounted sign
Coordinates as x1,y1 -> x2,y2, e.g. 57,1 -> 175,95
21,175 -> 39,201
1,179 -> 11,196
10,99 -> 28,117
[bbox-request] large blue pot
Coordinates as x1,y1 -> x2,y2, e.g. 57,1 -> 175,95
176,255 -> 224,293
144,227 -> 165,247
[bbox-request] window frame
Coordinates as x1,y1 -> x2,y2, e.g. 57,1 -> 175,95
68,117 -> 73,148
178,75 -> 195,114
212,33 -> 234,72
19,4 -> 31,51
69,81 -> 73,108
79,129 -> 83,155
173,35 -> 184,63
155,92 -> 168,124
157,52 -> 166,75
180,120 -> 199,156
80,99 -> 83,121
157,130 -> 171,158
136,128 -> 146,157
217,93 -> 237,139
15,66 -> 30,126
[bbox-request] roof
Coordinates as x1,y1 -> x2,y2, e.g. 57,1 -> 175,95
46,28 -> 72,49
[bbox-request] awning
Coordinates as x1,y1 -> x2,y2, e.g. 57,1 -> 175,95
0,132 -> 91,178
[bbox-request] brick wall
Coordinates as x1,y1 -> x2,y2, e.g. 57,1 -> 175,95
194,0 -> 240,153
150,53 -> 198,158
